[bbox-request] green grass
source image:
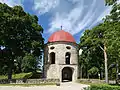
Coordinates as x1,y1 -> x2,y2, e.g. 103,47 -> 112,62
0,72 -> 32,79
0,75 -> 7,79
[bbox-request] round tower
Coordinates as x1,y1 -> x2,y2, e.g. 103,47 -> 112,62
44,30 -> 78,82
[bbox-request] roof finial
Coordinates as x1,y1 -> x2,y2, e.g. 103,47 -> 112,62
61,25 -> 62,30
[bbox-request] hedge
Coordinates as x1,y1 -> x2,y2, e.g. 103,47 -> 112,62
84,84 -> 120,90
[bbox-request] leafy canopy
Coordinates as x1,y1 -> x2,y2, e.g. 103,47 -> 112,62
0,3 -> 44,78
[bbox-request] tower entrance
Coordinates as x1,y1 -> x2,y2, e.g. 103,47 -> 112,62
62,67 -> 73,82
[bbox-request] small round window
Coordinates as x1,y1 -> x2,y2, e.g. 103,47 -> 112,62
50,46 -> 55,50
66,46 -> 71,49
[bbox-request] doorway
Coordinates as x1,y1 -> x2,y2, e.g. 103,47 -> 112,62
62,67 -> 73,82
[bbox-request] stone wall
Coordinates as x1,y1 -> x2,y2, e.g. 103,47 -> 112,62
44,42 -> 79,81
78,79 -> 105,84
0,79 -> 60,84
46,42 -> 78,65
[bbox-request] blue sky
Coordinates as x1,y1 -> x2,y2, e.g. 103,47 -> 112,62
0,0 -> 115,43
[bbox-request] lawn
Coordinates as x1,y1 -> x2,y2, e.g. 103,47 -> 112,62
0,72 -> 32,79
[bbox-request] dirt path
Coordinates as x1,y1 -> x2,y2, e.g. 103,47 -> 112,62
0,82 -> 89,90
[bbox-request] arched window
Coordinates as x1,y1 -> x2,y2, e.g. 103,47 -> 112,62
65,52 -> 71,64
50,52 -> 55,64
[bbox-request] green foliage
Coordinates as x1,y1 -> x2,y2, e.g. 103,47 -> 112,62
105,0 -> 118,5
0,75 -> 7,79
22,72 -> 33,79
0,62 -> 8,75
0,3 -> 44,56
0,3 -> 44,79
109,68 -> 116,80
79,0 -> 120,81
79,24 -> 105,78
30,72 -> 42,79
105,3 -> 120,21
85,84 -> 120,90
0,72 -> 32,79
22,54 -> 38,73
79,21 -> 120,79
88,67 -> 99,76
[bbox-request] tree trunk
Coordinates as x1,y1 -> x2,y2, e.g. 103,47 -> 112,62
80,65 -> 82,79
100,70 -> 103,80
8,67 -> 12,79
104,44 -> 108,83
8,59 -> 13,79
116,60 -> 119,84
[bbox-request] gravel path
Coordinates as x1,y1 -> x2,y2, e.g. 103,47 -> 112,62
0,82 -> 89,90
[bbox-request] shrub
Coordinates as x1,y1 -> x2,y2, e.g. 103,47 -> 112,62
22,72 -> 33,79
85,84 -> 120,90
88,67 -> 99,76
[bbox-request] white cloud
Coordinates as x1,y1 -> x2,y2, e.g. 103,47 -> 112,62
48,0 -> 84,34
0,0 -> 23,7
33,0 -> 111,35
89,6 -> 111,28
1,0 -> 111,36
0,0 -> 108,36
34,0 -> 60,14
47,0 -> 85,34
73,0 -> 97,34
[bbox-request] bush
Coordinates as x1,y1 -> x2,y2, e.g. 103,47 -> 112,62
23,72 -> 33,79
88,67 -> 99,76
84,84 -> 120,90
22,54 -> 38,73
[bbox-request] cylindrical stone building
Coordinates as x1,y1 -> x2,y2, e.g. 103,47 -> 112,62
44,30 -> 79,82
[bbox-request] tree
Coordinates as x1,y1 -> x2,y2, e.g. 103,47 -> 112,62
105,0 -> 118,5
104,0 -> 120,84
0,3 -> 44,79
79,27 -> 105,79
78,0 -> 120,83
79,21 -> 120,82
22,53 -> 38,73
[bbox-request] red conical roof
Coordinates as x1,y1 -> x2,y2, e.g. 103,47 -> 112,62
48,30 -> 75,43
